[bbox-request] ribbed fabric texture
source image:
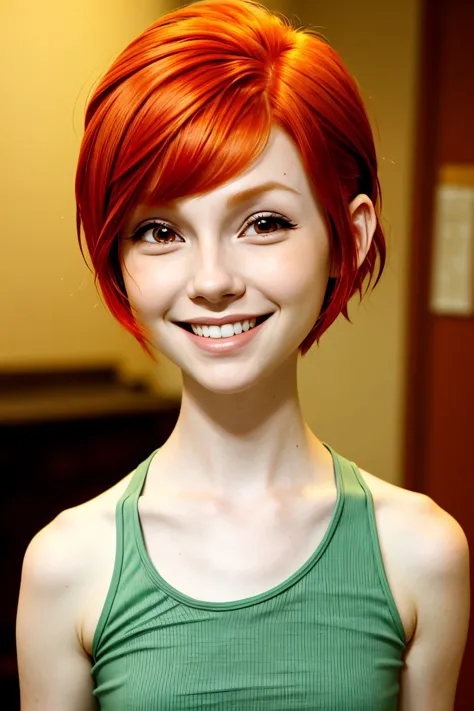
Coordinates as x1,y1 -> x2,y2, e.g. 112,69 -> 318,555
91,445 -> 406,710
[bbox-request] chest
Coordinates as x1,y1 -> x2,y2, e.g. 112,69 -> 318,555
81,484 -> 415,655
91,589 -> 404,711
137,488 -> 338,601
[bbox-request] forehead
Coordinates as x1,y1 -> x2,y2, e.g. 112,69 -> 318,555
196,126 -> 311,202
136,126 -> 315,219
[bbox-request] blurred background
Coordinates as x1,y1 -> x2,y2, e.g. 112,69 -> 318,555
1,0 -> 473,708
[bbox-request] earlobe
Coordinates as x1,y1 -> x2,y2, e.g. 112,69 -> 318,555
349,194 -> 377,269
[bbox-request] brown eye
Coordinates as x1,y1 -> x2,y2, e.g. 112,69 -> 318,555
253,217 -> 280,234
150,226 -> 177,244
131,221 -> 182,245
241,213 -> 297,238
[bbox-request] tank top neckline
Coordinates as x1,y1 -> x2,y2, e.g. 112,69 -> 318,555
127,443 -> 346,611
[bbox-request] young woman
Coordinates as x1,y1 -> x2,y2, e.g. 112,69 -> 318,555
16,1 -> 469,709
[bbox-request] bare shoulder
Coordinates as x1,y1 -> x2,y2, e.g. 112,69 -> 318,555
23,471 -> 134,594
359,467 -> 469,565
17,473 -> 136,710
358,472 -> 470,707
358,468 -> 469,622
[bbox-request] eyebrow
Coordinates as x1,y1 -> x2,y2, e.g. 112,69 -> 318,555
130,181 -> 302,231
225,181 -> 301,208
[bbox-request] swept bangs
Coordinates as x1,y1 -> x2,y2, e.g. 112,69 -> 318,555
75,0 -> 385,356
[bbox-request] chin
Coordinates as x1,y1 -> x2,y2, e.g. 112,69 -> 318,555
182,368 -> 264,396
180,354 -> 296,397
152,326 -> 299,395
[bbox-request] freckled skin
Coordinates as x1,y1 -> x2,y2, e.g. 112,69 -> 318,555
120,127 -> 331,396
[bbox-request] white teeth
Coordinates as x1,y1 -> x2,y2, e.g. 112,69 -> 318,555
191,317 -> 258,338
220,324 -> 234,338
209,325 -> 221,339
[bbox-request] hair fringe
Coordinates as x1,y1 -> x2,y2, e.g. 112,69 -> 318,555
75,0 -> 385,358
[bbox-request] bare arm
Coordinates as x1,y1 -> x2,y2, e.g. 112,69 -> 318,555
16,513 -> 98,711
399,498 -> 470,711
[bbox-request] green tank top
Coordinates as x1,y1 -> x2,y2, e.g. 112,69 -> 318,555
91,445 -> 406,709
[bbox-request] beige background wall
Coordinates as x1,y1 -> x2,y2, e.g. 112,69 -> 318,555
293,0 -> 421,483
0,0 -> 177,388
0,0 -> 421,484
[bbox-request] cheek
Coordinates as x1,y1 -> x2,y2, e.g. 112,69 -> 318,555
121,257 -> 176,318
120,231 -> 330,322
258,237 -> 330,307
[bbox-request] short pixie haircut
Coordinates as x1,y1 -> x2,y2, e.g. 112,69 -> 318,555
76,0 -> 385,357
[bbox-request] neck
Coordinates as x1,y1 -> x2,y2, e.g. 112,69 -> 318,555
151,358 -> 332,500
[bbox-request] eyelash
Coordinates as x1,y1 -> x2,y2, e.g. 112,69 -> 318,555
129,212 -> 298,245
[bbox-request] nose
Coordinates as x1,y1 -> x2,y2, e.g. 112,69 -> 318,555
186,244 -> 246,303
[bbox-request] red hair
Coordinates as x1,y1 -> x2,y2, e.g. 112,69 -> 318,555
76,0 -> 385,357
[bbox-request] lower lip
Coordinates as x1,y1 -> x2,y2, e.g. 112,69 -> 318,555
177,318 -> 271,354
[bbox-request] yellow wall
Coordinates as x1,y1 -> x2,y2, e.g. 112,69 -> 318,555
0,0 -> 421,484
294,0 -> 421,483
0,0 -> 180,390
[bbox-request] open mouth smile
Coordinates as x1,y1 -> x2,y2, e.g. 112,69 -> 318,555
175,313 -> 272,339
173,313 -> 274,353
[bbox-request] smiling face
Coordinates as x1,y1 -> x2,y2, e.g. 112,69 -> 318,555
119,127 -> 332,394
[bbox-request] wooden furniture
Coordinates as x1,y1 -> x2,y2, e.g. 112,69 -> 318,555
0,365 -> 180,709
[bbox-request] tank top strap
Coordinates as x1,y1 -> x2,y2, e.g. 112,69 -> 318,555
91,449 -> 159,660
324,443 -> 406,644
119,448 -> 158,557
121,449 -> 158,502
323,443 -> 362,497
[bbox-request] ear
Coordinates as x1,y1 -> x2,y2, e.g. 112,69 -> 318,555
329,194 -> 377,277
349,194 -> 377,268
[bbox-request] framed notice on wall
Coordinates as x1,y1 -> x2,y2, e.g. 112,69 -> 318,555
430,165 -> 474,316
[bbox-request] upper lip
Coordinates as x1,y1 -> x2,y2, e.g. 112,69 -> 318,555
174,313 -> 272,326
